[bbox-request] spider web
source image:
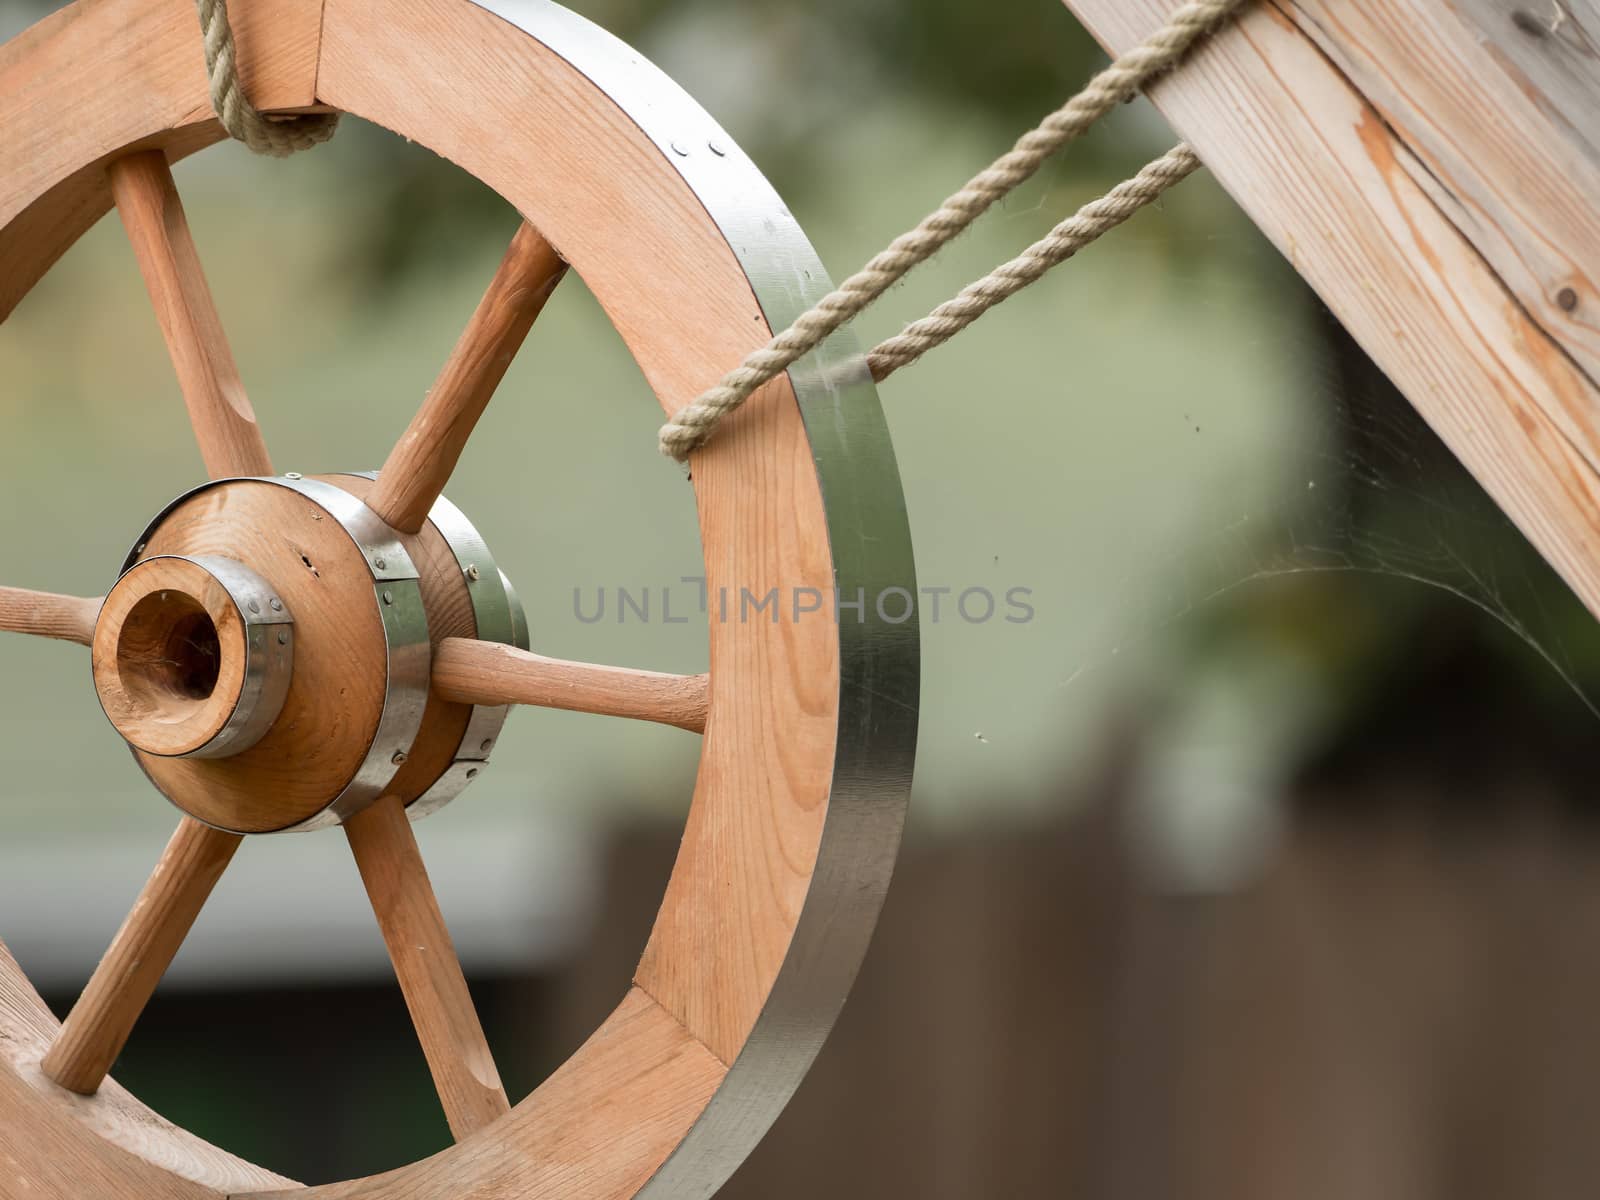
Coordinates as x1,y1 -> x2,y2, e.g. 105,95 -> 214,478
1057,303 -> 1600,893
1099,307 -> 1600,719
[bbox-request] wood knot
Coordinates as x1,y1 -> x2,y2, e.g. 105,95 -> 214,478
1511,8 -> 1549,36
1557,286 -> 1580,312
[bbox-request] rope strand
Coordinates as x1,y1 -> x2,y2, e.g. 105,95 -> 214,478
867,144 -> 1200,383
659,0 -> 1248,460
194,0 -> 339,157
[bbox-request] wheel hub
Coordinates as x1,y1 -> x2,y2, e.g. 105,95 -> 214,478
93,474 -> 526,834
93,553 -> 294,759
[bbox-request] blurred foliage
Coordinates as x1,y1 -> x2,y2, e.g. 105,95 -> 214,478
318,0 -> 1112,287
8,0 -> 1184,290
595,0 -> 1103,124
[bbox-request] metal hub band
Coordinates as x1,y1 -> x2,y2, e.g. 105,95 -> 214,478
151,554 -> 293,760
339,473 -> 529,821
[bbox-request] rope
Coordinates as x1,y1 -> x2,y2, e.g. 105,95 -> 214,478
658,0 -> 1248,461
867,143 -> 1199,382
194,0 -> 339,157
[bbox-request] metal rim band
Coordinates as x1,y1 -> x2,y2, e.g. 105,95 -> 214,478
461,2 -> 922,1193
337,472 -> 531,821
119,476 -> 432,834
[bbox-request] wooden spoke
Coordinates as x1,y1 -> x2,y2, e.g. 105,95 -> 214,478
366,221 -> 567,535
0,587 -> 101,646
344,795 -> 511,1141
41,818 -> 242,1096
109,151 -> 273,479
433,638 -> 709,734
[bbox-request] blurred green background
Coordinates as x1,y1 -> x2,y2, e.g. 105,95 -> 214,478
4,0 -> 1599,1194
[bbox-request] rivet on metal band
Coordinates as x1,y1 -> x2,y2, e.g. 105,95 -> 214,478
175,554 -> 294,760
338,473 -> 529,821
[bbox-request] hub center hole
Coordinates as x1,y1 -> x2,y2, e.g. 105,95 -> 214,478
117,592 -> 223,721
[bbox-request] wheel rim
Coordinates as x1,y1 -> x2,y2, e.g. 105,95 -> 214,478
0,1 -> 919,1196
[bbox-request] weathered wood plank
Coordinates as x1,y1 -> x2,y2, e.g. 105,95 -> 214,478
1452,0 -> 1600,168
1290,0 -> 1600,415
1062,0 -> 1600,624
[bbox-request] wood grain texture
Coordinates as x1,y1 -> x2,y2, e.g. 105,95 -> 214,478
433,638 -> 709,733
367,222 -> 567,534
0,0 -> 320,322
134,481 -> 389,833
0,586 -> 101,646
1,936 -> 294,1196
344,794 -> 511,1142
248,988 -> 725,1200
1063,0 -> 1600,624
1450,0 -> 1600,167
91,557 -> 250,758
1288,0 -> 1600,431
320,0 -> 841,1070
230,0 -> 328,115
41,819 -> 242,1097
110,151 -> 272,479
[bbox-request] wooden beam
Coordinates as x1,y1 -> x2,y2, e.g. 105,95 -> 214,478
1290,0 -> 1600,442
1062,0 -> 1600,621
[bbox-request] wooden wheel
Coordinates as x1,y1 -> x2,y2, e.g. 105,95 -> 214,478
0,2 -> 919,1197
